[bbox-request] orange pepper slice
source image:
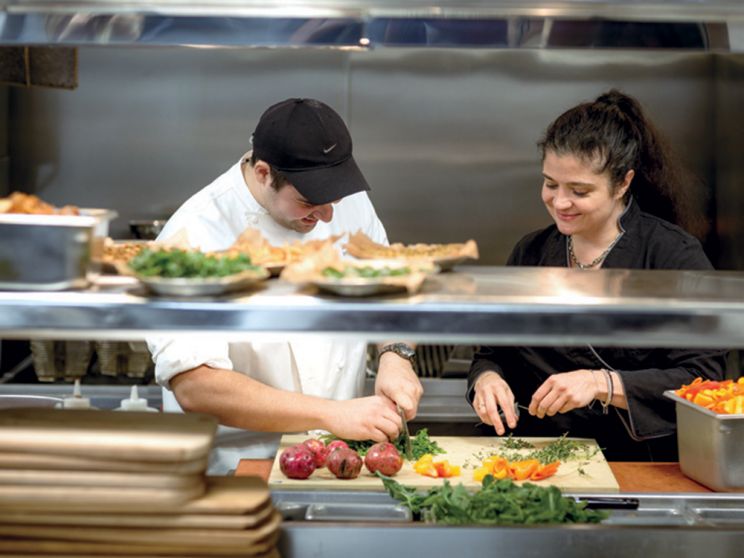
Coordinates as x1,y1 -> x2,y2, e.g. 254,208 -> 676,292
508,459 -> 540,481
530,460 -> 560,481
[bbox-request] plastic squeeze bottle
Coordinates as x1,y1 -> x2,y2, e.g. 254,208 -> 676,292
56,379 -> 95,409
114,385 -> 159,412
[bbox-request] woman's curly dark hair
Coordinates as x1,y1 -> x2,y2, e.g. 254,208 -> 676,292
538,89 -> 707,239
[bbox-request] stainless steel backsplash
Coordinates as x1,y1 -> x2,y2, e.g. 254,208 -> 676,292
6,47 -> 741,267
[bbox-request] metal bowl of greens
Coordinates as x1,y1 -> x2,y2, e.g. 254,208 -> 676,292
127,247 -> 269,297
311,260 -> 436,297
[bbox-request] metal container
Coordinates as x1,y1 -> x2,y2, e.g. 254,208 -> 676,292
0,209 -> 116,290
665,390 -> 744,491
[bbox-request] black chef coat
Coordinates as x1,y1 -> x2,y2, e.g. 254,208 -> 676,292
468,198 -> 727,461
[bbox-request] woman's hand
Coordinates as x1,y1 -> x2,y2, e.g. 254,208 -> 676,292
323,395 -> 402,442
472,371 -> 518,435
529,370 -> 600,418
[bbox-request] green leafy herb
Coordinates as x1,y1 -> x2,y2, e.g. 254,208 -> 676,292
379,473 -> 608,525
489,433 -> 599,466
500,435 -> 535,451
321,265 -> 411,279
129,248 -> 260,278
320,428 -> 444,461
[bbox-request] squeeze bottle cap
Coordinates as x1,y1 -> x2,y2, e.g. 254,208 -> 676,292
56,379 -> 93,409
115,385 -> 158,412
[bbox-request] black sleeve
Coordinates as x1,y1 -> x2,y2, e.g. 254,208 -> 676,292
616,348 -> 727,439
466,233 -> 535,405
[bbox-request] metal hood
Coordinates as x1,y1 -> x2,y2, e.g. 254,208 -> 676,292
0,1 -> 742,49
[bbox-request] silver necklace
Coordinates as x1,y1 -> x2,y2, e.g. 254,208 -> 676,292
567,234 -> 621,270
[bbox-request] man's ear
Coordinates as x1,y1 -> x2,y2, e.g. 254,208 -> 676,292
252,161 -> 271,185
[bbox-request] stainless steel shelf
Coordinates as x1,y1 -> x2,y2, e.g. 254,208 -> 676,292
2,266 -> 744,348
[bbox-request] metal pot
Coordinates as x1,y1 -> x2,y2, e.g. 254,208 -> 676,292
129,219 -> 167,240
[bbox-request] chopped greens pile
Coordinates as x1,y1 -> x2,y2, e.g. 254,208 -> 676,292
321,265 -> 411,279
321,428 -> 444,461
129,248 -> 260,278
380,473 -> 608,525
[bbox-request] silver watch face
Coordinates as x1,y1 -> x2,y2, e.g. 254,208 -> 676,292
384,343 -> 415,360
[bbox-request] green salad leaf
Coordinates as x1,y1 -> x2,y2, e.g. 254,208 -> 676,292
321,265 -> 411,279
129,248 -> 260,279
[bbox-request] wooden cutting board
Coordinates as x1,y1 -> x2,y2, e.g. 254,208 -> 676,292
0,532 -> 279,556
0,451 -> 209,474
0,481 -> 206,509
0,409 -> 217,462
0,502 -> 274,530
0,475 -> 269,515
0,469 -> 202,489
0,511 -> 281,546
269,435 -> 620,493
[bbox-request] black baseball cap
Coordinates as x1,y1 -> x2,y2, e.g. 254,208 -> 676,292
251,98 -> 370,206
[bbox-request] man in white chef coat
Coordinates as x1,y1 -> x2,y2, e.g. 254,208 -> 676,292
148,98 -> 422,473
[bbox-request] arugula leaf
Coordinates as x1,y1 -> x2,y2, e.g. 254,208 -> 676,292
379,473 -> 609,525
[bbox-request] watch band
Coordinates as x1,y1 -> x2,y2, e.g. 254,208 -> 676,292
379,343 -> 416,364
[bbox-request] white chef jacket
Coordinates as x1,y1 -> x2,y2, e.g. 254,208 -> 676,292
147,154 -> 388,473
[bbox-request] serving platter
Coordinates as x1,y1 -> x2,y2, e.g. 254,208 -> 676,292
135,268 -> 270,297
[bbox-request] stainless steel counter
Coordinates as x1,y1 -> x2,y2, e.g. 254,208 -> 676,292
1,267 -> 744,348
273,490 -> 744,557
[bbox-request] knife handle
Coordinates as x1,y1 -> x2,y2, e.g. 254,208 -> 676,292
575,497 -> 640,510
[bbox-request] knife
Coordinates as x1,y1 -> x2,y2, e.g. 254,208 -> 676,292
397,404 -> 414,460
497,401 -> 529,425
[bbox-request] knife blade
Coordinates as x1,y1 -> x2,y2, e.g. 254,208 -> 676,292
397,404 -> 413,460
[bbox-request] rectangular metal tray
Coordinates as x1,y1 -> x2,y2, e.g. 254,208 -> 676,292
665,390 -> 744,491
0,209 -> 116,291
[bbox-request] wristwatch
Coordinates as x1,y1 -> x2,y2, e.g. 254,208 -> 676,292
379,343 -> 416,365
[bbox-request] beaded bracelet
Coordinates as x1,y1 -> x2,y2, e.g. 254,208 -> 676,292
598,368 -> 613,414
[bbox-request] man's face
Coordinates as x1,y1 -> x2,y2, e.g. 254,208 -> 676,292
264,181 -> 337,234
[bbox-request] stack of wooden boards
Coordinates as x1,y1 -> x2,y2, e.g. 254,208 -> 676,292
0,408 -> 281,558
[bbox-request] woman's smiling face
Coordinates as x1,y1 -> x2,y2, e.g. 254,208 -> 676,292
541,150 -> 631,240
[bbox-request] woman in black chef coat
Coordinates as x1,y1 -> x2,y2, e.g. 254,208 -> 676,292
468,89 -> 727,460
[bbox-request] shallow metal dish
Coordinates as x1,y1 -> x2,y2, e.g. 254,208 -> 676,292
309,259 -> 437,297
312,278 -> 409,297
136,268 -> 270,297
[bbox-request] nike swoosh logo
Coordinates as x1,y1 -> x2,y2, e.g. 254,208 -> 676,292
322,144 -> 337,154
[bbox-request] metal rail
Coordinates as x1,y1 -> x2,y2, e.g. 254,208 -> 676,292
2,267 -> 744,347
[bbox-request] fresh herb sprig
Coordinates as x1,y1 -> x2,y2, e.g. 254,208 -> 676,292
490,433 -> 599,465
379,473 -> 608,525
129,248 -> 259,278
320,428 -> 444,461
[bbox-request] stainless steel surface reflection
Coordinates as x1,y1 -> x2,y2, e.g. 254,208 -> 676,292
2,267 -> 744,347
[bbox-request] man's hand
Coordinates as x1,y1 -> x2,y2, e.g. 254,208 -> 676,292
529,370 -> 599,418
323,395 -> 402,442
472,371 -> 518,435
375,351 -> 423,420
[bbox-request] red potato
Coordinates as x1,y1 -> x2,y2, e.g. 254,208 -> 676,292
326,447 -> 363,479
326,439 -> 349,453
302,438 -> 330,468
364,442 -> 403,476
279,444 -> 317,479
